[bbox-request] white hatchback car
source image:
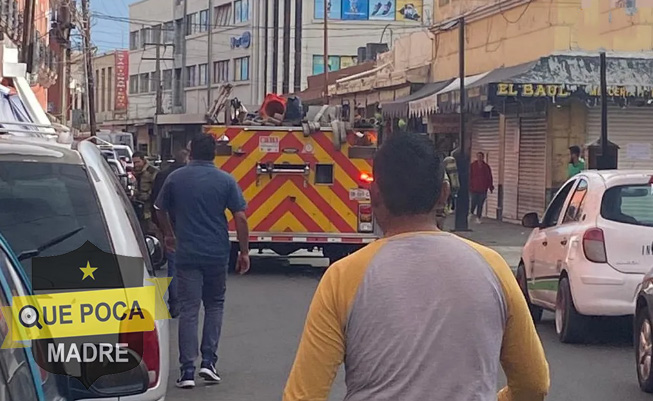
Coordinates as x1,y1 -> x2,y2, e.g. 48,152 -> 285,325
518,170 -> 653,343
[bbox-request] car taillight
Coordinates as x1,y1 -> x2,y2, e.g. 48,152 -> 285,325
358,204 -> 373,233
119,327 -> 160,388
583,228 -> 607,263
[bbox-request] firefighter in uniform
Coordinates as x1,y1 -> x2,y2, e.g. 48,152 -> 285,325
132,151 -> 159,236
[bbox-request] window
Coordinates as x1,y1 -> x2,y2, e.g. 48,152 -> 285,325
312,55 -> 346,75
151,72 -> 159,92
129,75 -> 138,94
175,19 -> 183,52
129,31 -> 139,50
140,27 -> 149,47
163,21 -> 174,42
186,12 -> 198,35
186,65 -> 197,87
100,68 -> 106,112
0,163 -> 113,274
107,67 -> 113,111
234,0 -> 249,23
174,68 -> 182,105
198,64 -> 208,85
213,60 -> 229,83
199,9 -> 209,32
601,185 -> 653,227
215,3 -> 231,26
139,72 -> 149,93
563,179 -> 588,223
152,24 -> 162,44
541,180 -> 576,228
163,69 -> 173,90
234,56 -> 249,81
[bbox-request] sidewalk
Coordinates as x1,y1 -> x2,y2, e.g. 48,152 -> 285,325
443,215 -> 530,269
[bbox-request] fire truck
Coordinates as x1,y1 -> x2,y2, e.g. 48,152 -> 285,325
203,118 -> 380,268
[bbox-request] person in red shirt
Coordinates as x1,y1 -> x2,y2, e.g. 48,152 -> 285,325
470,152 -> 494,223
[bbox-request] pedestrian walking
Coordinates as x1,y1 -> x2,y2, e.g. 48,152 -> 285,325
470,151 -> 494,224
132,151 -> 159,236
568,145 -> 586,178
151,148 -> 190,319
443,150 -> 460,211
283,133 -> 549,401
435,152 -> 450,231
154,133 -> 250,389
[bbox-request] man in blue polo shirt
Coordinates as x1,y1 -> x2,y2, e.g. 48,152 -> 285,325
155,133 -> 250,389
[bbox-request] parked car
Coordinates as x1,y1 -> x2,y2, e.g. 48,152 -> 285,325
518,170 -> 653,343
634,269 -> 653,393
0,234 -> 69,401
0,134 -> 169,401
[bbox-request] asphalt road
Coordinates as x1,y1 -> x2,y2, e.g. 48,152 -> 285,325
162,255 -> 650,401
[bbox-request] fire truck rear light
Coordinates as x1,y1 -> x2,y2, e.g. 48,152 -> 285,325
359,172 -> 374,183
358,204 -> 373,232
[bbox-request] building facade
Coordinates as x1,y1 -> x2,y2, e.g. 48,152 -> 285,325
389,0 -> 653,223
126,0 -> 433,156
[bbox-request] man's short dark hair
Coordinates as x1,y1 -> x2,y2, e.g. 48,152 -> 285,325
477,151 -> 485,157
132,151 -> 146,160
373,133 -> 443,216
569,145 -> 581,156
190,134 -> 216,161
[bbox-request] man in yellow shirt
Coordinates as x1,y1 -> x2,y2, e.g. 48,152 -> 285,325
283,133 -> 550,401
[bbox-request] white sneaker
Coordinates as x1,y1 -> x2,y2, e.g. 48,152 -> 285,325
475,217 -> 482,224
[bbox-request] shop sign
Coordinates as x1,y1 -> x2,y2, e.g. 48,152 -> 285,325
495,83 -> 572,98
114,51 -> 129,111
231,31 -> 251,49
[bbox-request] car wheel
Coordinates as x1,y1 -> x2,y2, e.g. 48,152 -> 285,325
636,309 -> 653,392
555,276 -> 587,343
516,263 -> 543,324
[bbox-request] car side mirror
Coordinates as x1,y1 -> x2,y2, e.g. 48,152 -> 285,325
145,235 -> 165,268
522,212 -> 541,228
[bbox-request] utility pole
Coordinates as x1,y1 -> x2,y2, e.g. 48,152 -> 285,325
599,51 -> 610,170
80,0 -> 97,135
454,16 -> 470,232
21,0 -> 36,72
207,0 -> 214,105
323,0 -> 329,103
143,34 -> 174,156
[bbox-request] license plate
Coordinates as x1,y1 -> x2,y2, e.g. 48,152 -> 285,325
349,189 -> 370,201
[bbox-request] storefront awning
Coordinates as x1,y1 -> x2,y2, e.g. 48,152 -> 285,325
436,53 -> 653,113
409,72 -> 490,117
381,79 -> 453,118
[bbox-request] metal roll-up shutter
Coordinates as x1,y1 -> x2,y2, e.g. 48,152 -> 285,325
472,117 -> 500,219
503,117 -> 520,222
518,115 -> 547,219
586,106 -> 653,170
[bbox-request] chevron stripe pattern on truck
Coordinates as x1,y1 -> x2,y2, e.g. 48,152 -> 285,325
205,126 -> 374,235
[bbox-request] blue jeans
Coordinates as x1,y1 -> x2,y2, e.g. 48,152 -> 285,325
176,263 -> 227,373
166,251 -> 177,312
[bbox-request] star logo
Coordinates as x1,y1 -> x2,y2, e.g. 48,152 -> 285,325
79,261 -> 98,281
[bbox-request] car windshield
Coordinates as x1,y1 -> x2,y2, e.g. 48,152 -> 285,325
0,161 -> 113,273
114,148 -> 131,161
600,184 -> 653,227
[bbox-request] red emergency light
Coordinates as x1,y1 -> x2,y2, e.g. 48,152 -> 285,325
359,172 -> 374,184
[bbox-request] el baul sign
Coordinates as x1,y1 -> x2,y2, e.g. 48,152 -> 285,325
114,51 -> 129,111
494,82 -> 653,99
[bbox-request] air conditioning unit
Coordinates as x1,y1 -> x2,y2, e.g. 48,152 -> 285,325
365,43 -> 389,62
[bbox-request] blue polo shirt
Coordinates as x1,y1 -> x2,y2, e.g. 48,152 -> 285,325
154,160 -> 247,266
